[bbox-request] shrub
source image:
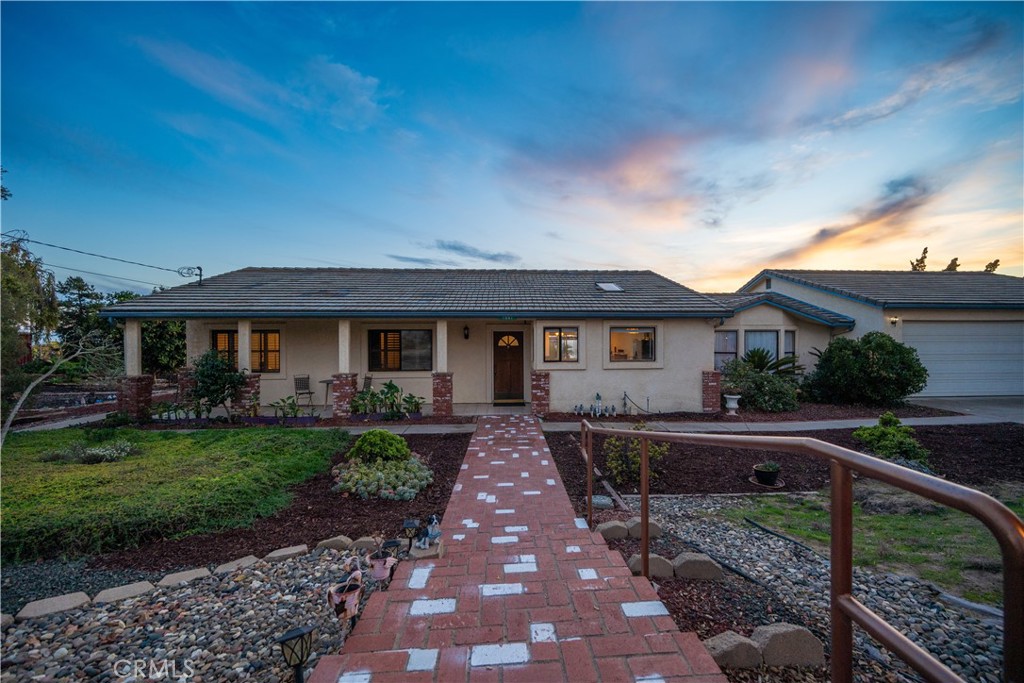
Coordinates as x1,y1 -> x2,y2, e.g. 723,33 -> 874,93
803,332 -> 928,406
603,422 -> 668,489
41,439 -> 140,465
332,457 -> 433,501
853,412 -> 930,466
721,359 -> 799,413
348,429 -> 411,463
189,349 -> 247,418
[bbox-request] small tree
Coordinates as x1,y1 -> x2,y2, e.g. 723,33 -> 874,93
188,349 -> 246,419
602,422 -> 668,489
803,332 -> 928,406
943,258 -> 960,272
985,259 -> 1000,273
910,247 -> 928,271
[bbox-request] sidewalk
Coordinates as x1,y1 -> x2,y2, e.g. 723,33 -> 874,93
310,415 -> 727,683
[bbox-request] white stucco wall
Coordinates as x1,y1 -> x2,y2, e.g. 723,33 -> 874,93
716,306 -> 834,368
748,278 -> 884,333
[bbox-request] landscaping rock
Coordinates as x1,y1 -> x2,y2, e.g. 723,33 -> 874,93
264,544 -> 308,562
626,516 -> 663,539
93,581 -> 155,604
592,495 -> 614,510
350,536 -> 379,551
316,534 -> 353,551
672,552 -> 724,580
158,568 -> 211,587
596,520 -> 629,540
627,553 -> 674,578
15,592 -> 90,621
1,614 -> 13,630
703,630 -> 762,669
751,623 -> 825,667
213,555 -> 259,575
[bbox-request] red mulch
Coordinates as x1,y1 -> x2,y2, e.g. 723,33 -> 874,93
88,434 -> 471,572
543,401 -> 958,424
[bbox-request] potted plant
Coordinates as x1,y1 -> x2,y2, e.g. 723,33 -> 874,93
753,461 -> 781,487
367,535 -> 402,586
327,557 -> 364,630
721,383 -> 742,416
402,393 -> 424,419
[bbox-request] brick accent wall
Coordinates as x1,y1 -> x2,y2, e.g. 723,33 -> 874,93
530,370 -> 551,416
176,367 -> 196,404
702,370 -> 722,414
432,372 -> 453,416
117,375 -> 155,423
331,373 -> 359,418
235,373 -> 261,416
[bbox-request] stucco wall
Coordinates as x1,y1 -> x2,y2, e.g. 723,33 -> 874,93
748,278 -> 884,334
886,308 -> 1024,342
715,306 -> 834,368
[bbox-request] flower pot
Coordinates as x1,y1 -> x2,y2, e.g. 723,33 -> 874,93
723,394 -> 741,416
753,465 -> 780,487
368,551 -> 397,581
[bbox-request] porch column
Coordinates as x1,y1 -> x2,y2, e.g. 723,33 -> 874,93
702,370 -> 722,413
337,320 -> 351,373
124,319 -> 142,376
237,320 -> 251,372
435,319 -> 448,372
432,320 -> 452,415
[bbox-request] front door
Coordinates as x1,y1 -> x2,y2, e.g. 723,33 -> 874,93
493,331 -> 524,404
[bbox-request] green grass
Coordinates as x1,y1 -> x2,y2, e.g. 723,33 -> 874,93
719,486 -> 1024,606
1,427 -> 349,562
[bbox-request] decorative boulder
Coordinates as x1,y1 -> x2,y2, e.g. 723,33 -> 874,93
592,495 -> 615,510
703,630 -> 762,669
672,552 -> 724,580
626,516 -> 663,538
349,536 -> 379,551
595,520 -> 629,540
627,553 -> 674,578
317,535 -> 354,551
751,623 -> 825,667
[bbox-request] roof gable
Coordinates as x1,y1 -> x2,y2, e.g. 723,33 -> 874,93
704,292 -> 854,328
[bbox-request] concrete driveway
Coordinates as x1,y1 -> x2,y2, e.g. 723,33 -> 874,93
910,396 -> 1024,423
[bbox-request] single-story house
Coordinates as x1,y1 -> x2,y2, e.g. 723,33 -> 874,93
739,270 -> 1024,397
104,268 -> 733,416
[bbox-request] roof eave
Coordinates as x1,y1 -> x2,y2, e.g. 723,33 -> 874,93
103,309 -> 734,320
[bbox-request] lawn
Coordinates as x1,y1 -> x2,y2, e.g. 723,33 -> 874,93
1,427 -> 349,562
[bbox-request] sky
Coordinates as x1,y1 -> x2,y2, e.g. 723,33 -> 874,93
2,1 -> 1022,295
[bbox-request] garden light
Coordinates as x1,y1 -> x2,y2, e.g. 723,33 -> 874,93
275,624 -> 316,683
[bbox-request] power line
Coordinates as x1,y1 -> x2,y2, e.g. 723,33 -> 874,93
46,263 -> 169,289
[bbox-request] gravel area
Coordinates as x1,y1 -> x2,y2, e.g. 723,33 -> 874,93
628,494 -> 1005,683
0,549 -> 380,682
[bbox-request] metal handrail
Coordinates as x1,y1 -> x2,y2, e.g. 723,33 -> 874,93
580,420 -> 1024,683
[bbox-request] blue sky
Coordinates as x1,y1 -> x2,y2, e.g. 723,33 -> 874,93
2,2 -> 1021,294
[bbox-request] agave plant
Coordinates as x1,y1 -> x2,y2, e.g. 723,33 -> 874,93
741,348 -> 803,376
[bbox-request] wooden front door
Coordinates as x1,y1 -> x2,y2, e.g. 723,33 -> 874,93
493,331 -> 524,404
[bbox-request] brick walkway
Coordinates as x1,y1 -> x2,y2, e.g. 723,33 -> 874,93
310,416 -> 727,683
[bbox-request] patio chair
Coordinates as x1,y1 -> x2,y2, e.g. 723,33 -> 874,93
294,375 -> 315,406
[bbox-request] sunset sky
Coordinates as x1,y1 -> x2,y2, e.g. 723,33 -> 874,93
2,2 -> 1021,294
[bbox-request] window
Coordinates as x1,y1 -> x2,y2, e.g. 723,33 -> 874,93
544,327 -> 578,362
211,330 -> 280,372
369,329 -> 433,371
744,330 -> 778,360
609,327 -> 655,362
714,330 -> 738,370
784,330 -> 796,358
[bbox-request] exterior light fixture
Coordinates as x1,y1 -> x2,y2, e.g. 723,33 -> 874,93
889,317 -> 899,326
403,518 -> 421,552
275,624 -> 316,683
463,325 -> 470,340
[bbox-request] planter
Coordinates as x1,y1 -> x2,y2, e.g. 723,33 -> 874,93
407,411 -> 423,420
286,415 -> 318,426
752,464 -> 781,487
240,416 -> 279,426
368,551 -> 398,582
723,394 -> 741,416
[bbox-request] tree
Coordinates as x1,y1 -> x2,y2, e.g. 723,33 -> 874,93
1,167 -> 11,201
910,247 -> 928,271
985,259 -> 1000,273
56,276 -> 108,344
943,258 -> 960,272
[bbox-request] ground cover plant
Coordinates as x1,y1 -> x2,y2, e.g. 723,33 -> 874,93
1,427 -> 348,561
332,429 -> 433,501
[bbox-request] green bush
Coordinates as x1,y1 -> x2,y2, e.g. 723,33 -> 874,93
189,349 -> 247,418
803,332 -> 928,406
41,439 -> 140,465
603,422 -> 668,489
721,359 -> 799,412
853,412 -> 930,465
348,429 -> 411,463
333,457 -> 433,501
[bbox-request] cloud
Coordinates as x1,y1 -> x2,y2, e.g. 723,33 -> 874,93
299,56 -> 387,132
768,175 -> 936,263
387,254 -> 458,267
433,240 -> 521,264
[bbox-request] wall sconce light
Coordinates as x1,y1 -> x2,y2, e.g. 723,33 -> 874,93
889,317 -> 899,326
275,624 -> 316,683
463,325 -> 470,340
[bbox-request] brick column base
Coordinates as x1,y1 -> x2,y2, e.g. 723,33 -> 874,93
235,373 -> 261,416
176,367 -> 195,404
702,370 -> 722,413
332,373 -> 359,418
432,372 -> 453,417
530,370 -> 550,416
117,375 -> 155,423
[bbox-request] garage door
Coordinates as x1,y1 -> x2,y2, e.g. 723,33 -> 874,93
903,321 -> 1024,396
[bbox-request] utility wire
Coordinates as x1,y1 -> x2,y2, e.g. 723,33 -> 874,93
46,263 -> 169,289
3,233 -> 181,273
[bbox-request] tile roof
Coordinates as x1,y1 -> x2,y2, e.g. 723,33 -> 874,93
103,268 -> 732,319
741,270 -> 1024,309
704,292 -> 855,328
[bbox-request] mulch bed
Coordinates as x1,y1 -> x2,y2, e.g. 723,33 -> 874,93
89,433 -> 471,572
543,401 -> 957,424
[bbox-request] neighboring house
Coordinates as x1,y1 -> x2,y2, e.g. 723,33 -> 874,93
740,270 -> 1024,397
104,268 -> 732,415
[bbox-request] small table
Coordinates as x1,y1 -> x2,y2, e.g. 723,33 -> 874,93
320,379 -> 334,405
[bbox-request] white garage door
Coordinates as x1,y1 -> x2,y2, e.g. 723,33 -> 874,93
903,321 -> 1024,396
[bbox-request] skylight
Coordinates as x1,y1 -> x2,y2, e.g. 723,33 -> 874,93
596,282 -> 624,292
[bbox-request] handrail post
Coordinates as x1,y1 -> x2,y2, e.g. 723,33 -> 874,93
1004,553 -> 1023,682
584,421 -> 593,528
830,460 -> 854,683
641,436 -> 650,579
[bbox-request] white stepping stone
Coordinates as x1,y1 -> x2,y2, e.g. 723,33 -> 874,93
491,536 -> 519,544
504,525 -> 528,532
574,518 -> 589,529
406,648 -> 439,672
521,472 -> 529,478
461,464 -> 468,470
337,673 -> 371,683
516,554 -> 536,563
512,453 -> 520,458
531,623 -> 556,643
636,676 -> 666,683
621,601 -> 670,617
546,479 -> 556,486
541,459 -> 549,465
409,566 -> 433,589
454,484 -> 463,492
532,451 -> 539,456
470,643 -> 530,666
496,509 -> 516,514
491,461 -> 506,465
566,545 -> 581,553
481,583 -> 524,596
503,561 -> 537,574
473,475 -> 489,479
477,493 -> 487,500
486,495 -> 497,503
461,519 -> 479,528
452,534 -> 466,541
497,482 -> 514,487
410,598 -> 456,616
578,568 -> 598,580
523,491 -> 541,496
